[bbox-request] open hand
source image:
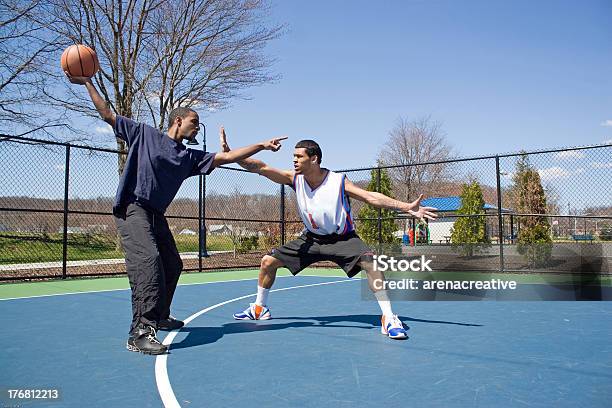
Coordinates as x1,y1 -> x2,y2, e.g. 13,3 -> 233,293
408,194 -> 438,221
262,136 -> 288,152
411,206 -> 438,221
220,126 -> 230,152
64,72 -> 91,85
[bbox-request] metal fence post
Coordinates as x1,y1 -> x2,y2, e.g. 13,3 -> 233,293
495,156 -> 505,272
201,180 -> 209,260
61,145 -> 71,279
376,167 -> 382,246
197,128 -> 209,272
198,175 -> 203,272
280,184 -> 286,245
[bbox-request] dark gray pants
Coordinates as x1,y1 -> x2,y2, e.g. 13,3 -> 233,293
115,203 -> 183,333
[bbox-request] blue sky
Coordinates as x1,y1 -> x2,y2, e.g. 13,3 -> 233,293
199,0 -> 612,170
2,0 -> 611,209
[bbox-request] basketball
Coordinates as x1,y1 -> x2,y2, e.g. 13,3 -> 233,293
61,44 -> 99,78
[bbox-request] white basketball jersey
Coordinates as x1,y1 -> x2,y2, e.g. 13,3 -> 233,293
293,170 -> 355,235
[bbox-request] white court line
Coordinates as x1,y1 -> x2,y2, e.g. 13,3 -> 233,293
0,273 -> 348,301
155,278 -> 358,408
0,275 -> 290,301
0,277 -> 263,301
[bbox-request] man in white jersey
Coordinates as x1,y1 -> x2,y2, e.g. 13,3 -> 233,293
223,133 -> 437,339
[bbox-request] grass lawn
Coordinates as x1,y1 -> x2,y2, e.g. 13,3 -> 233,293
0,233 -> 235,264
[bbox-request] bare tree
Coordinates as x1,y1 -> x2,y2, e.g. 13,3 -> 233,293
0,0 -> 69,137
378,116 -> 455,202
224,187 -> 256,257
544,183 -> 561,215
41,0 -> 281,173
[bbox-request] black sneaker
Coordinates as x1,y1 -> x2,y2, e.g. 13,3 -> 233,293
158,316 -> 184,331
126,326 -> 168,355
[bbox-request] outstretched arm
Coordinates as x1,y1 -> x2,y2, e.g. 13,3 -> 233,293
65,76 -> 115,127
212,134 -> 287,168
220,127 -> 293,185
344,179 -> 438,221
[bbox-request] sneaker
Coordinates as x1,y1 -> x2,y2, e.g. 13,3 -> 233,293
158,316 -> 184,331
381,315 -> 408,340
233,303 -> 271,320
126,326 -> 168,355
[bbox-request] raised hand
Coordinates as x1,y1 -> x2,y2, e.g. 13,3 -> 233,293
262,136 -> 288,152
64,72 -> 91,85
220,126 -> 230,152
411,206 -> 438,221
408,194 -> 438,221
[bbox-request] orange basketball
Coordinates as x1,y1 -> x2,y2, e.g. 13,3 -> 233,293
61,44 -> 99,77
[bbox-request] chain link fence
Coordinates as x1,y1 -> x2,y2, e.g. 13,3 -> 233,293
1,134 -> 610,280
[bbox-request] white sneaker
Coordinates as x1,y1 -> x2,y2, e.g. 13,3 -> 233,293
233,303 -> 271,320
381,314 -> 408,339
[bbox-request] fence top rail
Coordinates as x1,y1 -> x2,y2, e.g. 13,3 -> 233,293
0,133 -> 125,154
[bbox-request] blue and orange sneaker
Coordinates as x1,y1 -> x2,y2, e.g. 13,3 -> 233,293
381,314 -> 408,339
233,303 -> 271,320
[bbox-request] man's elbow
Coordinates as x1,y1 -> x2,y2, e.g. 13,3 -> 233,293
102,111 -> 116,127
361,193 -> 377,206
213,152 -> 231,167
368,198 -> 380,207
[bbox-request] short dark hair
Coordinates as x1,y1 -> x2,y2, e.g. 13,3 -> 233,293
168,107 -> 197,128
295,140 -> 322,164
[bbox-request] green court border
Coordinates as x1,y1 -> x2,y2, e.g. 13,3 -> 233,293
0,268 -> 347,300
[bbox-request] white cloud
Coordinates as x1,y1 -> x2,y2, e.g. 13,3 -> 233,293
555,150 -> 585,160
537,166 -> 590,181
95,125 -> 113,135
205,102 -> 223,112
54,164 -> 65,171
590,161 -> 612,169
601,120 -> 612,127
537,167 -> 571,181
603,139 -> 612,145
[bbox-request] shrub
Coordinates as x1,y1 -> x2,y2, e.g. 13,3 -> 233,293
450,181 -> 490,257
599,224 -> 612,241
236,235 -> 258,253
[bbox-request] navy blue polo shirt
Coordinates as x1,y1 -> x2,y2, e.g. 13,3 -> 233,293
112,115 -> 215,215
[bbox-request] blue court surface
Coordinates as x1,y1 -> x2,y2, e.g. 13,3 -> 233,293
1,274 -> 611,407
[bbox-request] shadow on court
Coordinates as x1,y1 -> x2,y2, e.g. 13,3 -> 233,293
170,314 -> 482,350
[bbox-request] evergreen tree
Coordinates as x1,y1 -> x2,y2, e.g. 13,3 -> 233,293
513,155 -> 552,267
599,224 -> 612,241
450,181 -> 490,257
357,167 -> 398,246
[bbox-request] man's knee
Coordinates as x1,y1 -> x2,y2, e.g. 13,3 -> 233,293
356,252 -> 375,272
261,255 -> 281,271
139,249 -> 162,269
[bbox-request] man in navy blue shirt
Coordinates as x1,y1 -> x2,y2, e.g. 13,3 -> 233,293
68,75 -> 286,354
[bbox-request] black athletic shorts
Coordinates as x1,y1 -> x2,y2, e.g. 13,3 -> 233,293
270,231 -> 374,278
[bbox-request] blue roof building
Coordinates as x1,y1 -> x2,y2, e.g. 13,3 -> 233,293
420,196 -> 512,213
399,196 -> 514,244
